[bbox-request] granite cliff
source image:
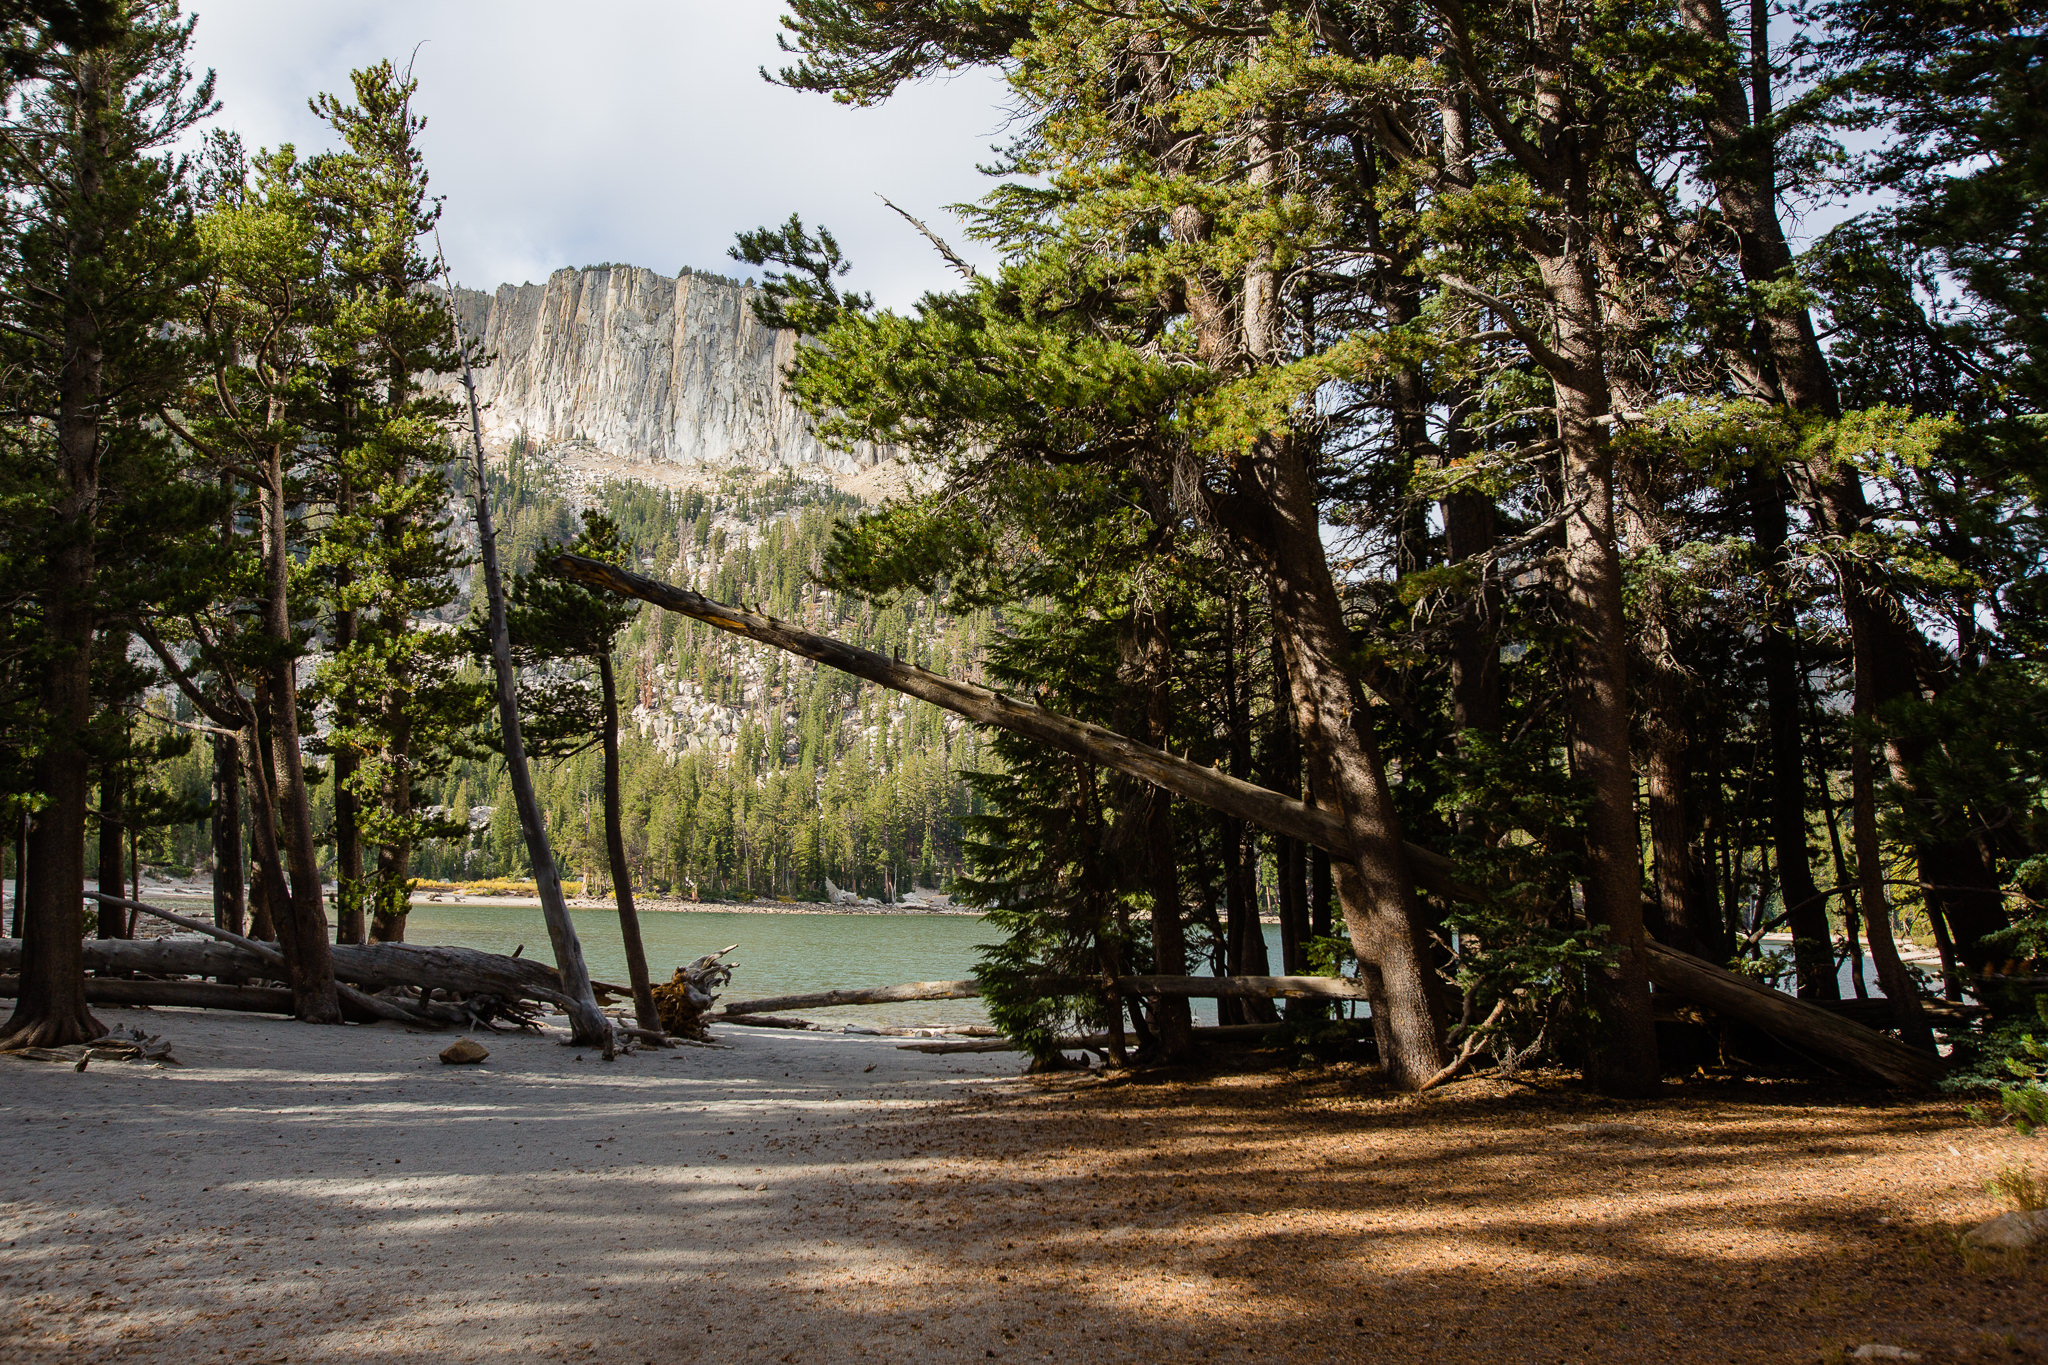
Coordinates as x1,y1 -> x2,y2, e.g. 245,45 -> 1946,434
447,265 -> 888,478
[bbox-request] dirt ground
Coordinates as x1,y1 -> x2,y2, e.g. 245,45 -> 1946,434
2,1009 -> 2042,1364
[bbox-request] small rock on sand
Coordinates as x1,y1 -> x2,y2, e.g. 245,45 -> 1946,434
1962,1209 -> 2048,1251
1850,1346 -> 1922,1361
439,1038 -> 489,1065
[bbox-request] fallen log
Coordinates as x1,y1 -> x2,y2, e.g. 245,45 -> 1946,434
1642,941 -> 1943,1088
716,1013 -> 821,1030
1119,974 -> 1372,1001
1,936 -> 257,979
716,980 -> 980,1016
0,975 -> 294,1013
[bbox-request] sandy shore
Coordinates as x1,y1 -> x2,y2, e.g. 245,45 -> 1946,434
3,1011 -> 2043,1363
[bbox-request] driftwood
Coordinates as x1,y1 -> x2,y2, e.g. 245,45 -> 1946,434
1641,941 -> 1943,1088
650,945 -> 738,1039
717,1013 -> 825,1030
716,980 -> 981,1016
0,975 -> 294,1013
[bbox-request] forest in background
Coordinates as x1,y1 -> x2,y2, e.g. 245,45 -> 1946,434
127,458 -> 991,905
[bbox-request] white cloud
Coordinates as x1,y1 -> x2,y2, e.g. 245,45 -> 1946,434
184,0 -> 1011,307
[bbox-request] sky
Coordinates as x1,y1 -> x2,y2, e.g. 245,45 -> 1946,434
183,1 -> 1013,308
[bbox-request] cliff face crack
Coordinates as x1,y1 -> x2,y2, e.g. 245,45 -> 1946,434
444,264 -> 892,474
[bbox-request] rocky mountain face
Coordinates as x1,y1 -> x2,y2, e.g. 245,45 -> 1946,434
447,265 -> 887,476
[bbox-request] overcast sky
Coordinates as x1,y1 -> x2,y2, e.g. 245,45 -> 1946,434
184,1 -> 1012,308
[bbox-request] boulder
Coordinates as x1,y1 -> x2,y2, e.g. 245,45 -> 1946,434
1962,1208 -> 2048,1251
438,1038 -> 489,1065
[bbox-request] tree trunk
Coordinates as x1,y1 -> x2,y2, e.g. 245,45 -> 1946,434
1851,736 -> 1934,1047
1751,471 -> 1832,996
1,52 -> 108,1050
210,726 -> 244,936
257,443 -> 340,1023
1246,436 -> 1450,1086
97,741 -> 124,940
1619,457 -> 1717,959
1135,608 -> 1196,1059
599,652 -> 660,1034
452,303 -> 610,1051
332,466 -> 365,947
1541,264 -> 1659,1095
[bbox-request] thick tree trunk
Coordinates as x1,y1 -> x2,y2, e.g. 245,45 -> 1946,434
257,446 -> 340,1023
1248,438 -> 1450,1086
2,53 -> 107,1050
599,653 -> 660,1034
1541,271 -> 1659,1095
1135,609 -> 1196,1059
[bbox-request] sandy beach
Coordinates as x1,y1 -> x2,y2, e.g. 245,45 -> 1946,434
3,1009 -> 2043,1364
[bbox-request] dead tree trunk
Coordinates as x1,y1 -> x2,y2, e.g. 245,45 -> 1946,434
445,265 -> 610,1053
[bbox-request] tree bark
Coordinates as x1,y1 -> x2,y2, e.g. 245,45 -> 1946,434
96,723 -> 125,940
1851,737 -> 1934,1047
451,295 -> 610,1051
1227,436 -> 1451,1087
1750,471 -> 1832,996
1,50 -> 108,1050
256,441 -> 340,1023
1542,269 -> 1659,1095
1134,607 -> 1196,1059
210,724 -> 244,936
599,652 -> 660,1035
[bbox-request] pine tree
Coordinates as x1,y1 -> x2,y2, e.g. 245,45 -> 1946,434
0,0 -> 211,1046
303,60 -> 484,943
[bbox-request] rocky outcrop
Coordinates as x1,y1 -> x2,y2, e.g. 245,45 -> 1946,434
448,265 -> 886,475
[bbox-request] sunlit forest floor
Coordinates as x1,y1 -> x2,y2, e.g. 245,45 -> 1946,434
2,1012 -> 2042,1363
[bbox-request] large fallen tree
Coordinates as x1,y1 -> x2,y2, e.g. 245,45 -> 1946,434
556,555 -> 1947,1090
22,894 -> 643,1032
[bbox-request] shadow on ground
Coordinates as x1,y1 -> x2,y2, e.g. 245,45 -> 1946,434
1,1009 -> 2042,1364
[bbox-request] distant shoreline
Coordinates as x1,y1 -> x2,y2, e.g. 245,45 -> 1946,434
122,884 -> 985,918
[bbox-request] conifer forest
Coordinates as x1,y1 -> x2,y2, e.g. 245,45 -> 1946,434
0,0 -> 2044,1089
2,1 -> 2047,1360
